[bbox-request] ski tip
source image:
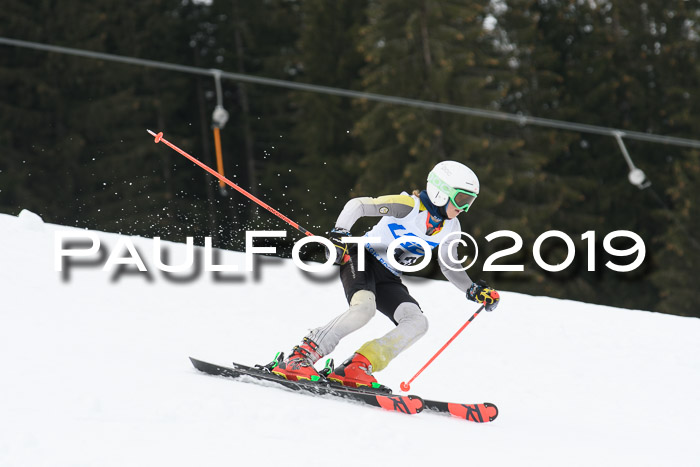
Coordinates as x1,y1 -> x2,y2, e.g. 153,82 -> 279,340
410,395 -> 425,414
189,356 -> 210,372
443,401 -> 499,423
484,402 -> 499,422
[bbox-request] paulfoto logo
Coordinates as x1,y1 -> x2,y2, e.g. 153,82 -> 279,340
54,229 -> 646,281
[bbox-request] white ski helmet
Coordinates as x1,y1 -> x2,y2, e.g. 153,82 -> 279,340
426,161 -> 480,210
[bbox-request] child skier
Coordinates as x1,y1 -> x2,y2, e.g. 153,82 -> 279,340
272,161 -> 500,388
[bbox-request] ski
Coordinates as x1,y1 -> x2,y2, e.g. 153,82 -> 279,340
313,358 -> 498,423
422,399 -> 499,423
189,357 -> 424,415
190,357 -> 498,422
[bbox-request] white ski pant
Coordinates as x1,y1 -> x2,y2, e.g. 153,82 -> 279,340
306,290 -> 428,371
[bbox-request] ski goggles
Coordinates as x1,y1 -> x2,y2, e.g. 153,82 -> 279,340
450,189 -> 478,211
428,171 -> 478,211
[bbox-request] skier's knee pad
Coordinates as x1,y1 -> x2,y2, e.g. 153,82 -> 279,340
349,290 -> 376,322
394,302 -> 428,338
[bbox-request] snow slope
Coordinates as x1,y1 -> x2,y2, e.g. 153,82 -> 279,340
1,210 -> 699,467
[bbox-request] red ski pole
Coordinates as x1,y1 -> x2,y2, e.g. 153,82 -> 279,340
147,129 -> 313,237
400,305 -> 485,392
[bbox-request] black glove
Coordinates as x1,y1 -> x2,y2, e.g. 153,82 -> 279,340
467,279 -> 500,311
327,228 -> 351,265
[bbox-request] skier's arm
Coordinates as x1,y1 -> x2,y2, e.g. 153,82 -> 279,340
334,195 -> 415,231
440,244 -> 500,310
438,240 -> 473,293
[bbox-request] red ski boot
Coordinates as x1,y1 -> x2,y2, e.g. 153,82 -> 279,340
327,353 -> 380,389
272,337 -> 322,382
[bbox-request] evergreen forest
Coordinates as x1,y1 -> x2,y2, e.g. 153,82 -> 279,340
1,0 -> 698,317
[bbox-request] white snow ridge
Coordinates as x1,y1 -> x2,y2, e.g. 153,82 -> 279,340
1,210 -> 699,467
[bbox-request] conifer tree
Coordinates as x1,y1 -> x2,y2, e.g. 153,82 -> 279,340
494,0 -> 699,315
286,0 -> 368,233
354,0 -> 548,282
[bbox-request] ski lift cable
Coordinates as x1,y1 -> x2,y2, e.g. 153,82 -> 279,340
2,36 -> 700,150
